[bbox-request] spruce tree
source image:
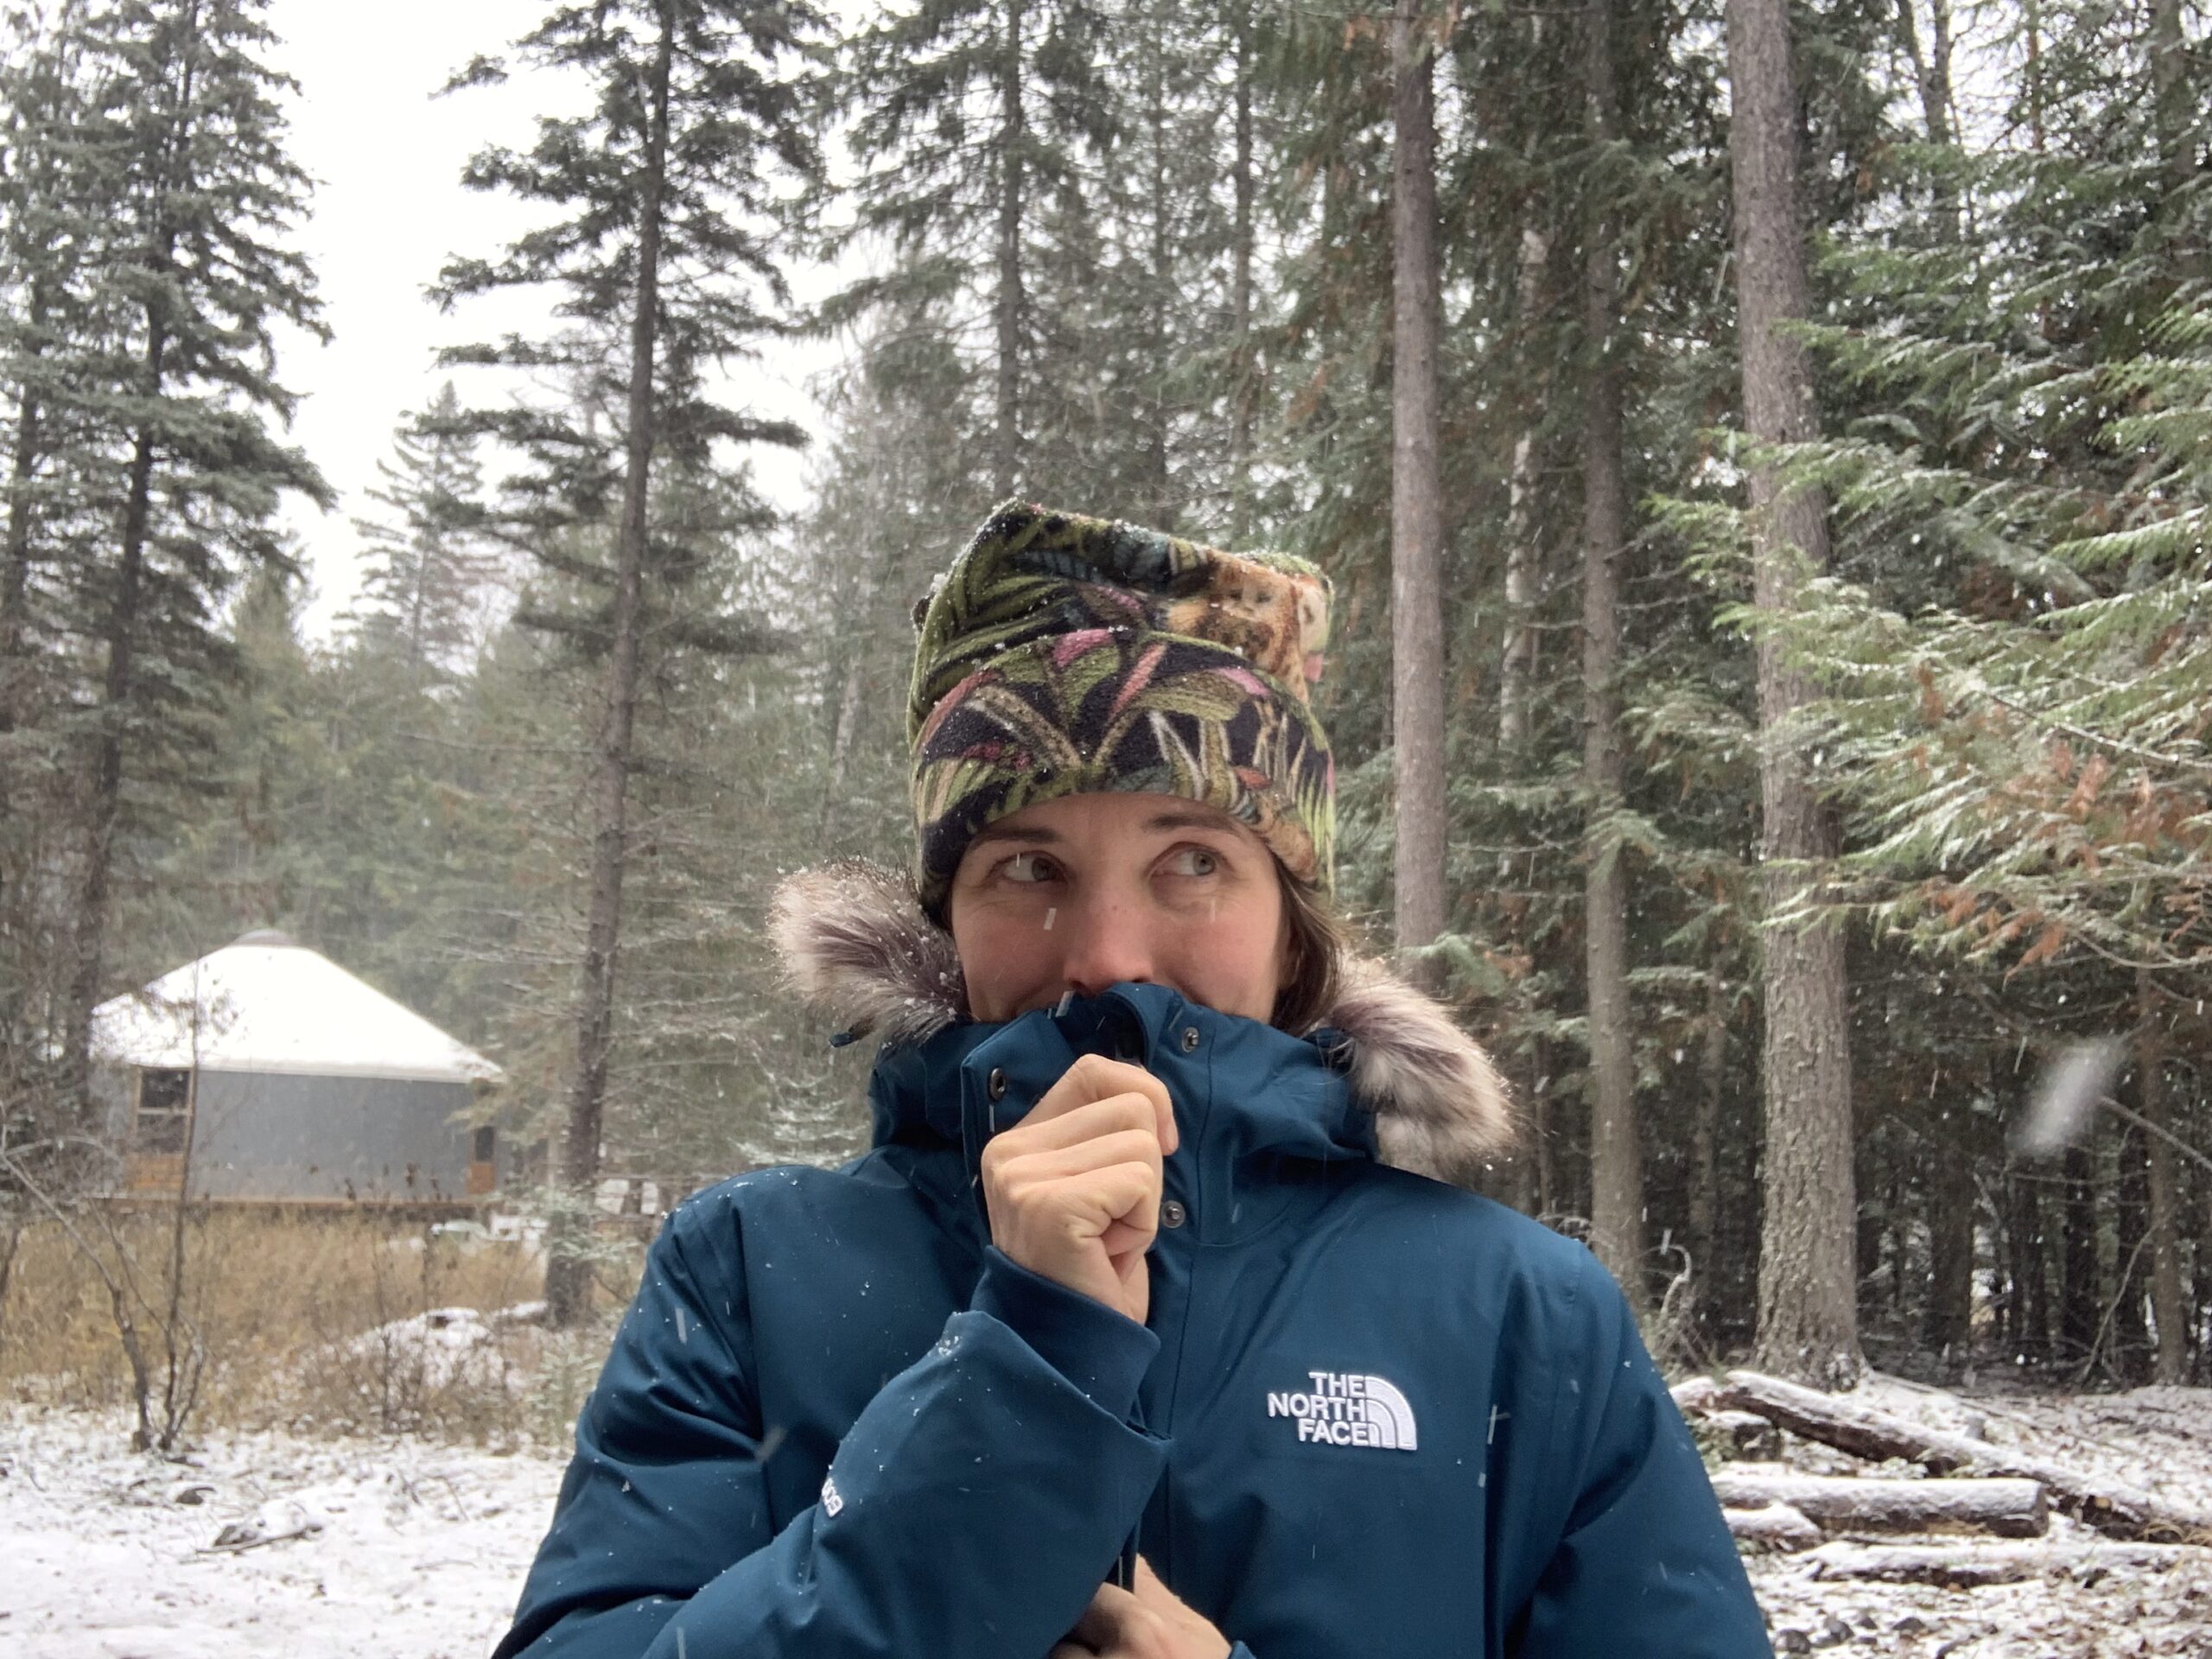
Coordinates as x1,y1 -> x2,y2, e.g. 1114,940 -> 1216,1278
1579,0 -> 1641,1308
437,0 -> 823,1324
1390,0 -> 1448,987
346,382 -> 497,679
0,4 -> 102,1133
53,0 -> 329,1122
833,0 -> 1115,499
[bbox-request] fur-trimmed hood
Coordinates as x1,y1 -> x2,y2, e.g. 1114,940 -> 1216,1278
768,861 -> 1516,1190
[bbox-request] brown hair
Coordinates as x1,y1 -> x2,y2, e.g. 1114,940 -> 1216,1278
1271,867 -> 1348,1035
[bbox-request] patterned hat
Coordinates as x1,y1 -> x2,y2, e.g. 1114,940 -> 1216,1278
909,499 -> 1335,918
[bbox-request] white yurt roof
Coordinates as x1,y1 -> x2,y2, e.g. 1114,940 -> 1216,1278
90,931 -> 502,1084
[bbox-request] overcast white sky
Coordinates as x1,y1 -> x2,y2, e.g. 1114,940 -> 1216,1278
264,0 -> 836,639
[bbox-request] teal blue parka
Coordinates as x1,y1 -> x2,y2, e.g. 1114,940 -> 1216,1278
495,865 -> 1771,1659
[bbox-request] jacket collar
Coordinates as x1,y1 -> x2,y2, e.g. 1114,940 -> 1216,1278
770,861 -> 1516,1192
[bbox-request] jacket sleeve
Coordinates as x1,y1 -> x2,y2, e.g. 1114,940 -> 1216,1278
494,1205 -> 1168,1659
1513,1257 -> 1774,1659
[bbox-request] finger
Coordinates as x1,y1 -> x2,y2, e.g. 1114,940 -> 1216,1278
994,1165 -> 1161,1261
992,1094 -> 1163,1160
1039,1162 -> 1162,1240
1030,1055 -> 1178,1154
1097,1213 -> 1157,1259
1071,1583 -> 1140,1649
995,1128 -> 1165,1191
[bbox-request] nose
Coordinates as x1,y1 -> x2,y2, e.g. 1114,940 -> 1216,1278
1057,886 -> 1155,999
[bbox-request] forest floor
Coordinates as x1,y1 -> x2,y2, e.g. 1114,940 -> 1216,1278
1734,1375 -> 2212,1656
2,1362 -> 2208,1655
0,1403 -> 554,1658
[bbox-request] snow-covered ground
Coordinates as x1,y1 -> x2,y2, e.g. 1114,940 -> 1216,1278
0,1408 -> 563,1658
3,1377 -> 2208,1656
1738,1378 -> 2212,1656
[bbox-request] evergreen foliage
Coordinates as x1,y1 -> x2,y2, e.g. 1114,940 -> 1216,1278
346,383 -> 499,679
7,0 -> 2210,1384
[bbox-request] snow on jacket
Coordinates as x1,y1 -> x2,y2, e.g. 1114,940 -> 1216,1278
493,863 -> 1772,1659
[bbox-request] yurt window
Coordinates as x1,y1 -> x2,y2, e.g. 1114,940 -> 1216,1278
473,1125 -> 497,1163
133,1068 -> 192,1152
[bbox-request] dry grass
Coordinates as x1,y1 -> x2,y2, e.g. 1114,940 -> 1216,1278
0,1207 -> 644,1444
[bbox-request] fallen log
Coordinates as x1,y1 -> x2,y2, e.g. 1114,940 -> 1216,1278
1803,1540 -> 2195,1589
1669,1376 -> 1722,1416
1702,1409 -> 1783,1460
1713,1370 -> 2212,1544
1722,1503 -> 1821,1553
1708,1471 -> 2047,1538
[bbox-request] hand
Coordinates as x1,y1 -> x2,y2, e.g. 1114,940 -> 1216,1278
1050,1558 -> 1232,1659
979,1052 -> 1179,1325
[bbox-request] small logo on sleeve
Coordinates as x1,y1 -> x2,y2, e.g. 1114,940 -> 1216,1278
1267,1370 -> 1418,1450
820,1473 -> 844,1516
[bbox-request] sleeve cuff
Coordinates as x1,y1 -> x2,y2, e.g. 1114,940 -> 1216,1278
969,1245 -> 1160,1419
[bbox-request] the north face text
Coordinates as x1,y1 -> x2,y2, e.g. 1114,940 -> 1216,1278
1266,1371 -> 1419,1451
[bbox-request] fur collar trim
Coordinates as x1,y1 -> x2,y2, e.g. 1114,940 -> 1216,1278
768,861 -> 1516,1190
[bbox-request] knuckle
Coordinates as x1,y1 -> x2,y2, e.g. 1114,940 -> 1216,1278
1069,1052 -> 1116,1086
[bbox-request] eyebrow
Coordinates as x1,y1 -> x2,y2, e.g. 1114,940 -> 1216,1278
966,808 -> 1243,849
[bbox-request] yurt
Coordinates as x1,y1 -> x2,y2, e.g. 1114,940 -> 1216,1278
89,930 -> 505,1205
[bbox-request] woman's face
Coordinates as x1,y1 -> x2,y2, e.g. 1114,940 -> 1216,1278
947,791 -> 1290,1024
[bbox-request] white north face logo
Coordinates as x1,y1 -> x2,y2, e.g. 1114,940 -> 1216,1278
1266,1370 -> 1419,1451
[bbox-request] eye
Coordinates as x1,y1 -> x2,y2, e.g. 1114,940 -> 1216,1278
1001,850 -> 1060,884
1163,845 -> 1222,878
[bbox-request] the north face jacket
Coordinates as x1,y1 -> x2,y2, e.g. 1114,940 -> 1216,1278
494,865 -> 1772,1659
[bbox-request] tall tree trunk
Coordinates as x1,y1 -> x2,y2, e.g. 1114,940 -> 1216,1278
543,7 -> 674,1329
1529,1040 -> 1555,1219
1497,227 -> 1548,757
2139,974 -> 2185,1382
1891,0 -> 1953,148
2188,1135 -> 2209,1382
2060,1135 -> 2100,1365
1145,0 -> 1173,528
2150,0 -> 2188,195
1688,971 -> 1730,1328
67,343 -> 161,1122
1727,0 -> 1861,1389
1892,0 -> 1957,231
1923,1082 -> 1974,1367
0,318 -> 41,893
1580,0 -> 1640,1311
1229,0 -> 1255,541
994,0 -> 1026,499
1389,0 -> 1446,988
2024,0 -> 2046,151
818,650 -> 867,844
66,0 -> 205,1127
1,296 -> 41,694
1497,205 -> 1550,1216
2113,1119 -> 2150,1380
2000,1158 -> 2048,1360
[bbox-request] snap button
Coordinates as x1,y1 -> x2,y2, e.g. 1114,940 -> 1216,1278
1179,1026 -> 1200,1052
1160,1199 -> 1187,1230
986,1066 -> 1007,1102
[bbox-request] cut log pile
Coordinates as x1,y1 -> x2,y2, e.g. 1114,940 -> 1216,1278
1671,1370 -> 2212,1586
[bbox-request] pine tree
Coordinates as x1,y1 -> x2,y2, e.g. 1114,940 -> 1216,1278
1579,0 -> 1641,1308
0,3 -> 103,1134
0,4 -> 98,735
53,0 -> 330,1123
833,0 -> 1116,499
346,382 -> 497,679
1389,0 -> 1446,988
1726,0 -> 1863,1390
436,0 -> 823,1325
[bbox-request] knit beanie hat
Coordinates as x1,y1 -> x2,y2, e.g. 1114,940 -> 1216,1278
909,499 -> 1336,920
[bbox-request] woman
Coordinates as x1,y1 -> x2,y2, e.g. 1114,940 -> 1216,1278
494,502 -> 1772,1659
